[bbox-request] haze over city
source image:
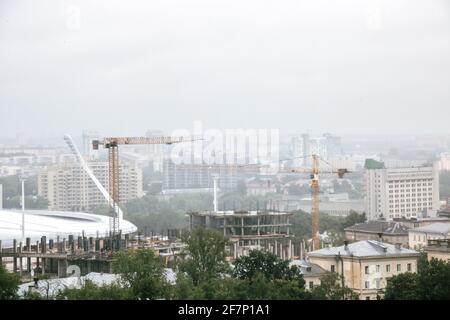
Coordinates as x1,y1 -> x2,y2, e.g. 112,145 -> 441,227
1,0 -> 450,140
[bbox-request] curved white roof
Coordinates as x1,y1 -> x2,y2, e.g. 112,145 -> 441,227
0,209 -> 137,247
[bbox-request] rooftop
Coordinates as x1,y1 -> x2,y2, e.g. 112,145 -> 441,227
345,220 -> 409,235
409,223 -> 450,235
308,240 -> 419,258
290,260 -> 327,276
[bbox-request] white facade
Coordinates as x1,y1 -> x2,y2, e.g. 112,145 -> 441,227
38,162 -> 143,211
364,162 -> 440,221
438,153 -> 450,171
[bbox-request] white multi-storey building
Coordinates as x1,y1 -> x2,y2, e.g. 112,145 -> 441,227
364,159 -> 440,221
38,162 -> 143,211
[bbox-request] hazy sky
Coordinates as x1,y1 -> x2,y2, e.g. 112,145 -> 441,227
0,0 -> 449,139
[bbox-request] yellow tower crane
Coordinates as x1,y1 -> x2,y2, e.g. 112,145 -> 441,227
92,135 -> 199,233
178,155 -> 349,250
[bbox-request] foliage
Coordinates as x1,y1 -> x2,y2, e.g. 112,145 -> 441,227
3,195 -> 48,209
179,228 -> 231,285
233,250 -> 304,284
310,273 -> 359,300
384,273 -> 420,300
56,280 -> 133,300
112,248 -> 170,299
342,210 -> 366,229
384,258 -> 450,300
0,264 -> 20,300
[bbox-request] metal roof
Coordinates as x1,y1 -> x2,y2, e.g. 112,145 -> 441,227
290,260 -> 327,276
344,220 -> 409,235
0,209 -> 137,247
409,223 -> 450,235
307,240 -> 419,258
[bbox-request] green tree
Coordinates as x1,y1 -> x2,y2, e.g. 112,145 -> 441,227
417,258 -> 450,300
233,250 -> 304,284
179,228 -> 230,285
342,210 -> 366,229
311,273 -> 359,300
384,273 -> 420,300
0,264 -> 20,299
56,280 -> 133,300
112,248 -> 170,299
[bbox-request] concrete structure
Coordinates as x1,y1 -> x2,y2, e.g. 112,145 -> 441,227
187,210 -> 293,260
38,161 -> 143,211
424,239 -> 450,263
344,221 -> 409,247
438,152 -> 450,171
290,259 -> 328,290
290,133 -> 342,167
408,223 -> 450,250
307,240 -> 420,300
364,159 -> 440,221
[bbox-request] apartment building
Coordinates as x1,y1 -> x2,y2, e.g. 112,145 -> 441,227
38,161 -> 143,211
307,240 -> 420,300
364,159 -> 440,221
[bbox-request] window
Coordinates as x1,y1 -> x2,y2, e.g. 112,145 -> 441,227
331,265 -> 335,272
397,264 -> 401,272
309,281 -> 314,289
376,265 -> 380,272
365,281 -> 370,289
386,265 -> 391,272
407,263 -> 412,272
365,266 -> 369,274
366,296 -> 371,300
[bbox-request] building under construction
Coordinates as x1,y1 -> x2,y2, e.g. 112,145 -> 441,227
187,210 -> 294,260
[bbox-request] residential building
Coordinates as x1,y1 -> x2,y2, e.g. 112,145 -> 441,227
344,221 -> 409,247
408,223 -> 450,250
307,240 -> 420,300
38,161 -> 143,211
364,159 -> 440,221
424,239 -> 450,263
290,260 -> 328,289
163,158 -> 237,192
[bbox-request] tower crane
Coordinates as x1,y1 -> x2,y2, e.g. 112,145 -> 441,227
92,135 -> 200,233
178,155 -> 349,250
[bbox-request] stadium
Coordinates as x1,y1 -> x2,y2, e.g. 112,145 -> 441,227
0,209 -> 137,247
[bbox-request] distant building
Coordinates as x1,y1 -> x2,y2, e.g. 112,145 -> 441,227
290,133 -> 342,167
38,161 -> 143,211
438,153 -> 450,171
344,221 -> 409,247
163,158 -> 237,192
307,240 -> 420,300
245,178 -> 276,196
424,239 -> 450,263
364,159 -> 440,221
408,223 -> 450,250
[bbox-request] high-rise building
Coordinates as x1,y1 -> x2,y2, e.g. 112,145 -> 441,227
38,162 -> 143,211
364,159 -> 440,221
162,158 -> 237,191
291,133 -> 342,167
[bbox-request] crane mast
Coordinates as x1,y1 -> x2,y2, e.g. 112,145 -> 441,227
93,135 -> 199,234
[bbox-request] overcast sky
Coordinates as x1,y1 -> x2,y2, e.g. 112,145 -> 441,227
0,0 -> 449,140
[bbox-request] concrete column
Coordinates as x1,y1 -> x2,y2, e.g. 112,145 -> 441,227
26,237 -> 31,252
13,239 -> 17,272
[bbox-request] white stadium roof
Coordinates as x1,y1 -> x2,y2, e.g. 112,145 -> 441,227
0,209 -> 137,247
